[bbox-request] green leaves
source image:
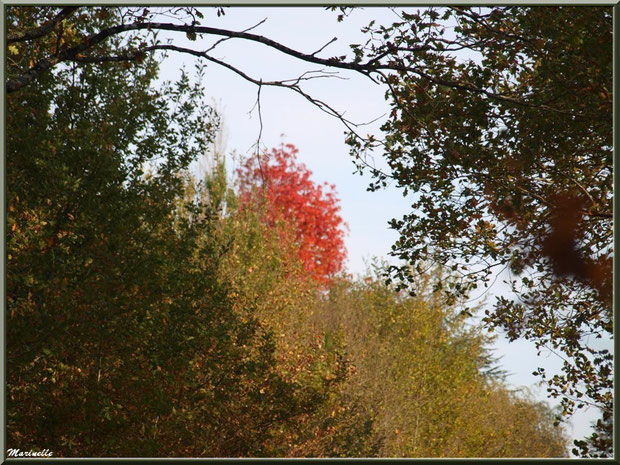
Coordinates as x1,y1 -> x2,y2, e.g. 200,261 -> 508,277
317,266 -> 567,457
6,8 -> 234,456
6,5 -> 604,458
348,7 -> 612,456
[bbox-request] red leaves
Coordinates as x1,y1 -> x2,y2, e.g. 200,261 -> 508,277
541,194 -> 587,280
541,193 -> 612,302
237,144 -> 347,284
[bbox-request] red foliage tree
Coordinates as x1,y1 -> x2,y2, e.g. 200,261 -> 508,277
237,144 -> 347,284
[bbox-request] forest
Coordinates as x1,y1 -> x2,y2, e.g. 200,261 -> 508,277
5,6 -> 612,458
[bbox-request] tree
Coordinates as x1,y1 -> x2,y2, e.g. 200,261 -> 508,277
6,5 -> 612,457
237,144 -> 347,284
6,8 -> 339,457
342,7 -> 612,457
315,264 -> 569,457
180,155 -> 367,457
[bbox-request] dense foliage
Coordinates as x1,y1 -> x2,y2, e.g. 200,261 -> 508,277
345,7 -> 613,456
237,144 -> 347,284
319,270 -> 568,457
6,5 -> 576,459
7,7 -> 333,456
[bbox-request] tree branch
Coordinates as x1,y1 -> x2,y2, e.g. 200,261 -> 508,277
80,43 -> 380,163
403,65 -> 584,118
5,15 -> 589,120
311,36 -> 337,56
7,20 -> 366,94
7,6 -> 80,44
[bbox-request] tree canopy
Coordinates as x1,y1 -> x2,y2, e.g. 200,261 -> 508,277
237,144 -> 347,284
6,8 -> 343,456
344,7 -> 613,457
5,5 -> 610,458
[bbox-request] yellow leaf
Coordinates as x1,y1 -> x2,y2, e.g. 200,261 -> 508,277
8,44 -> 19,55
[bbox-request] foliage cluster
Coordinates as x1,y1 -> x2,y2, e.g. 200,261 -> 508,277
237,144 -> 347,285
7,6 -> 570,458
344,7 -> 612,456
318,271 -> 567,457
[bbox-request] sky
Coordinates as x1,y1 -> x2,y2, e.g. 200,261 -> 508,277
155,6 -> 602,446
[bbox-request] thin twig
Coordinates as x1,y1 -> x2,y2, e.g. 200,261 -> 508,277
249,80 -> 267,185
203,17 -> 268,54
311,36 -> 337,56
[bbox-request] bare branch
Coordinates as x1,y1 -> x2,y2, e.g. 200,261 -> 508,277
242,17 -> 268,33
5,16 -> 588,119
203,17 -> 268,54
249,81 -> 266,161
128,45 -> 362,131
311,36 -> 337,56
7,20 -> 372,94
279,69 -> 345,86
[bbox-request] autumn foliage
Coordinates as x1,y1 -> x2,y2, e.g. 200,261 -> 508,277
7,6 -> 571,458
237,144 -> 347,284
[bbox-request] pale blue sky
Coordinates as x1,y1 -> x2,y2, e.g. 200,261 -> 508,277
156,6 -> 602,447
